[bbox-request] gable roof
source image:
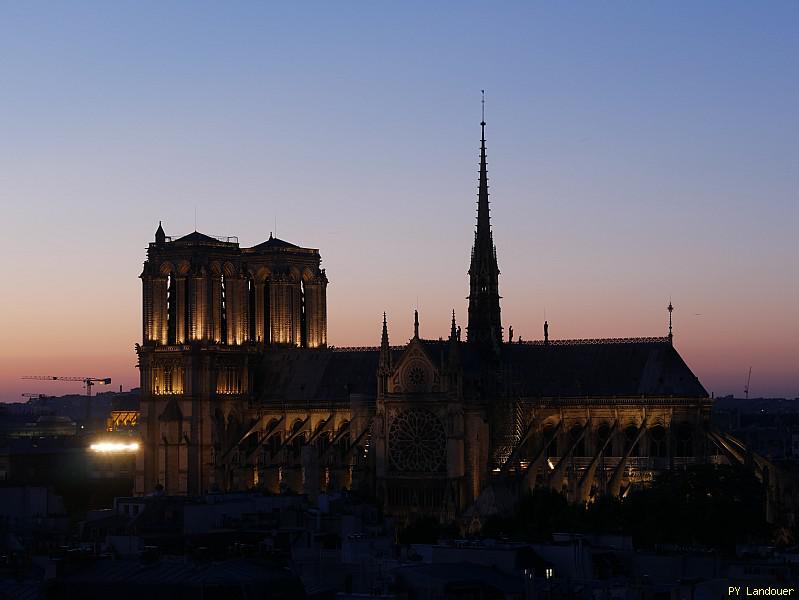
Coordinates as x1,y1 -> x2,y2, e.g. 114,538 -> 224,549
253,235 -> 299,250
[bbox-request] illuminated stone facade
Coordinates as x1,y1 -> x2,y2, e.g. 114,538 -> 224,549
136,120 -> 716,526
136,230 -> 328,495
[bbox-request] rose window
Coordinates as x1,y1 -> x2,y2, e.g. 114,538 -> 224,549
408,366 -> 426,386
388,408 -> 446,472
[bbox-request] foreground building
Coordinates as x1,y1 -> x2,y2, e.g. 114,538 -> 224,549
136,117 -> 713,521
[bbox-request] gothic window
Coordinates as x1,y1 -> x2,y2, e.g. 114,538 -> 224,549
569,425 -> 585,457
388,409 -> 446,473
674,422 -> 693,456
217,365 -> 242,395
650,425 -> 668,458
266,431 -> 281,457
290,420 -> 305,458
408,366 -> 426,386
597,423 -> 616,457
624,425 -> 640,457
544,425 -> 558,458
401,361 -> 430,393
163,367 -> 173,394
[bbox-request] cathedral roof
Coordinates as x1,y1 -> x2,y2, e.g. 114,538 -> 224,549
502,339 -> 708,398
418,337 -> 708,399
252,337 -> 707,404
256,349 -> 380,403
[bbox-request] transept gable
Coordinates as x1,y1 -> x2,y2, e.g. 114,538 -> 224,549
388,339 -> 442,395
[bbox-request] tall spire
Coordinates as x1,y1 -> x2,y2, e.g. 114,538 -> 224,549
381,312 -> 389,348
413,309 -> 420,339
378,312 -> 392,395
467,92 -> 502,351
379,312 -> 391,372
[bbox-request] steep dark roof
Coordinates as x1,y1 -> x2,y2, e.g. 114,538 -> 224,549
252,338 -> 707,405
501,339 -> 708,397
256,349 -> 379,403
415,338 -> 707,398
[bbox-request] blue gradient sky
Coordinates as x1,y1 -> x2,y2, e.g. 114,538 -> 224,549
1,2 -> 797,401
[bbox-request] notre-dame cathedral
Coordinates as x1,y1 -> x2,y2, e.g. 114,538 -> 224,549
135,117 -> 714,523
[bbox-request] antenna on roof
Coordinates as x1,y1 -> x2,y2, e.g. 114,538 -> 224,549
194,207 -> 197,232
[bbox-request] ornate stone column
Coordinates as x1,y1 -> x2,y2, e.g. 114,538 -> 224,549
289,281 -> 302,347
152,277 -> 168,346
303,272 -> 328,348
226,275 -> 248,345
189,271 -> 208,341
209,275 -> 222,343
142,273 -> 153,343
269,273 -> 291,345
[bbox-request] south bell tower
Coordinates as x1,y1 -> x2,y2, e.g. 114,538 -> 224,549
467,99 -> 502,350
137,226 -> 328,496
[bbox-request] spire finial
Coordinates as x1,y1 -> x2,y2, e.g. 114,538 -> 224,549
481,89 -> 485,125
667,300 -> 674,344
414,309 -> 419,339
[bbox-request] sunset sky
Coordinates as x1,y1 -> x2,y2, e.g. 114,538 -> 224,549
1,2 -> 797,401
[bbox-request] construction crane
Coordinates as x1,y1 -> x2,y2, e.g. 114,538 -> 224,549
744,367 -> 752,400
21,376 -> 111,426
21,376 -> 111,396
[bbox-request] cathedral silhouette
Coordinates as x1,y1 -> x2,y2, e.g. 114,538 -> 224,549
136,116 -> 711,524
